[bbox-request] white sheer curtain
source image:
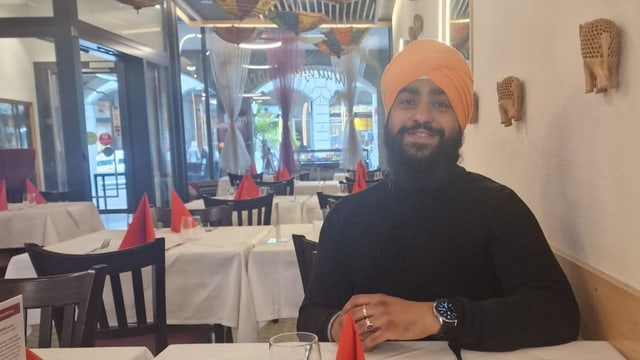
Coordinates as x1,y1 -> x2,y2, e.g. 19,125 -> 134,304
332,51 -> 366,171
209,32 -> 252,174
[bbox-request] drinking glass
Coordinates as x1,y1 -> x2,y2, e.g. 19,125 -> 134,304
22,192 -> 36,207
269,332 -> 321,360
226,185 -> 236,197
181,215 -> 202,241
339,183 -> 348,195
260,186 -> 270,196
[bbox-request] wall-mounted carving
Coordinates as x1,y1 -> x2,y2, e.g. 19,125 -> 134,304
580,18 -> 620,94
497,76 -> 522,127
407,14 -> 424,43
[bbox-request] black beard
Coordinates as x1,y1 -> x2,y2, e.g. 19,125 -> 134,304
383,122 -> 463,190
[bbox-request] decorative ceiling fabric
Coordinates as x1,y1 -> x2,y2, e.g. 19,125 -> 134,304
323,27 -> 370,47
267,31 -> 305,174
208,31 -> 253,174
332,51 -> 366,170
116,0 -> 161,11
266,10 -> 330,34
213,27 -> 262,45
216,0 -> 277,20
313,39 -> 355,58
319,0 -> 359,4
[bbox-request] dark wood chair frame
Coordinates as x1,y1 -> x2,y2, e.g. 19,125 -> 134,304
255,178 -> 295,196
202,193 -> 274,226
292,234 -> 319,296
227,172 -> 263,187
0,265 -> 107,348
316,192 -> 346,210
25,239 -> 169,354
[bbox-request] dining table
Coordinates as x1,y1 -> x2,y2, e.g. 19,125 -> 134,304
0,201 -> 104,248
4,225 -> 279,343
247,223 -> 322,325
154,341 -> 626,360
31,346 -> 153,360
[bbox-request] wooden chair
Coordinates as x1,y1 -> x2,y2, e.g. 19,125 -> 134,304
189,204 -> 233,227
341,177 -> 382,193
227,172 -> 263,187
316,192 -> 346,219
40,190 -> 72,202
202,192 -> 273,226
292,234 -> 319,296
152,207 -> 173,228
0,265 -> 107,348
25,239 -> 169,354
1,247 -> 26,279
255,178 -> 295,196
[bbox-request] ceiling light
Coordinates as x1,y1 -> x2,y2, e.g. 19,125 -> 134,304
242,93 -> 262,97
239,40 -> 282,50
242,64 -> 273,69
253,95 -> 271,100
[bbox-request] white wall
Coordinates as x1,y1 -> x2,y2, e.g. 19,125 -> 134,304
392,0 -> 640,291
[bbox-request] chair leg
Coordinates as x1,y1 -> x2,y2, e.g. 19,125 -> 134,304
213,324 -> 233,343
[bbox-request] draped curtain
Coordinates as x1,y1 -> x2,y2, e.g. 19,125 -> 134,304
266,31 -> 304,174
332,51 -> 366,171
208,30 -> 253,174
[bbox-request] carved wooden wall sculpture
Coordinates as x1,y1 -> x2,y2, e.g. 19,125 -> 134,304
580,18 -> 620,94
497,76 -> 523,127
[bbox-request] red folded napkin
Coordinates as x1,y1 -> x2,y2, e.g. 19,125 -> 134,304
351,161 -> 367,194
0,180 -> 8,211
119,193 -> 156,250
25,178 -> 47,204
249,162 -> 257,175
274,166 -> 291,181
234,173 -> 260,200
335,313 -> 365,360
26,348 -> 43,360
170,189 -> 192,233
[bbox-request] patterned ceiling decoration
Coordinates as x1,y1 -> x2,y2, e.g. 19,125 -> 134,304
266,10 -> 330,34
174,0 -> 394,27
216,0 -> 277,20
313,39 -> 355,58
213,27 -> 263,44
115,0 -> 162,11
323,27 -> 370,46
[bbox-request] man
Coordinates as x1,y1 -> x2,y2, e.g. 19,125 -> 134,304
297,39 -> 579,356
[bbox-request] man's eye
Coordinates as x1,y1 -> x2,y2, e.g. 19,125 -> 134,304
398,98 -> 415,106
433,101 -> 452,109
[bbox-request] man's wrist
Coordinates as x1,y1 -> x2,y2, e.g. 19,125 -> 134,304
327,311 -> 341,342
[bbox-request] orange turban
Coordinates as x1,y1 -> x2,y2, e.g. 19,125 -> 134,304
381,39 -> 473,131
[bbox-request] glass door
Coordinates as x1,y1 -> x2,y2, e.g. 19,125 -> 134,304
82,59 -> 127,212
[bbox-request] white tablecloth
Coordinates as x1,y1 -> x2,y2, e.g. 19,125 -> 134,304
154,341 -> 625,360
32,346 -> 153,360
0,202 -> 104,248
247,223 -> 322,324
293,180 -> 342,195
5,226 -> 275,343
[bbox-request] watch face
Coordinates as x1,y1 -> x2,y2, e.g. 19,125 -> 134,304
436,300 -> 457,320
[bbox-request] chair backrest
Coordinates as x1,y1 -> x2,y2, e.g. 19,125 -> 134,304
341,177 -> 382,193
316,192 -> 346,210
40,190 -> 72,202
152,207 -> 173,228
25,239 -> 168,354
0,265 -> 107,348
291,234 -> 318,296
227,172 -> 263,187
202,193 -> 273,226
189,204 -> 233,226
255,178 -> 295,196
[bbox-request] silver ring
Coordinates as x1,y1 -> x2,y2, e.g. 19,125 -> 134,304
364,317 -> 375,331
362,305 -> 368,318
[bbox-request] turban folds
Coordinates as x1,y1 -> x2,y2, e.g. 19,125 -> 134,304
381,39 -> 473,131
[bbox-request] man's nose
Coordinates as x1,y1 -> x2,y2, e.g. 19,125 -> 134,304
414,100 -> 432,123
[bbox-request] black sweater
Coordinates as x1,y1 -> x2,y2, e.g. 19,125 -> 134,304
297,166 -> 579,351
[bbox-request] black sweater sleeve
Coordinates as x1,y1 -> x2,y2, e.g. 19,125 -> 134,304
450,188 -> 580,351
